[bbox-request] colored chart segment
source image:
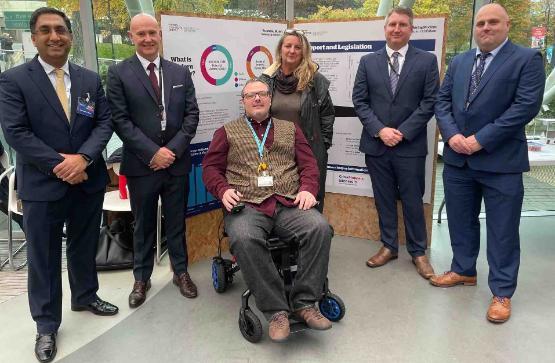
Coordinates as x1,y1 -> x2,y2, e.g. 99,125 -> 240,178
200,44 -> 234,85
246,46 -> 273,79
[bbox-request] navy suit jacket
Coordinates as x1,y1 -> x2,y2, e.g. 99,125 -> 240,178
352,45 -> 439,157
435,40 -> 545,173
0,56 -> 113,201
106,55 -> 199,177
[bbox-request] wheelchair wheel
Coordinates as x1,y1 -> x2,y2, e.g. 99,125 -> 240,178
238,308 -> 263,343
211,259 -> 227,293
319,293 -> 346,322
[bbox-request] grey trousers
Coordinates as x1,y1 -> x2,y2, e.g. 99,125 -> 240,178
225,203 -> 332,319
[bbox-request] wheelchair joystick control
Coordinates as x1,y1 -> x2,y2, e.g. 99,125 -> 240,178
231,202 -> 245,214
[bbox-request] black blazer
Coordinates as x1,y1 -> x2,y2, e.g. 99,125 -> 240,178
0,56 -> 113,201
107,55 -> 199,176
352,45 -> 439,157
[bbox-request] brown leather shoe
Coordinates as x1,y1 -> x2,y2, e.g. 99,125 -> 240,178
487,296 -> 511,323
366,246 -> 398,268
268,311 -> 290,342
173,272 -> 198,298
129,280 -> 151,308
296,306 -> 332,330
429,271 -> 477,287
412,255 -> 435,279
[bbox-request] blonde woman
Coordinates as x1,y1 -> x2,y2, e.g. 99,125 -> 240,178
260,29 -> 335,212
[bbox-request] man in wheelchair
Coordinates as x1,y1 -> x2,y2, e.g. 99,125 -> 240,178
202,79 -> 333,342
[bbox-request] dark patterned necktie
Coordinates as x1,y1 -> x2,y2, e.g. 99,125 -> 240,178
468,52 -> 490,99
390,51 -> 400,93
147,62 -> 160,99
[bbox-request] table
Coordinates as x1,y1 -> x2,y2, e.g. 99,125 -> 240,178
103,190 -> 166,264
436,142 -> 555,223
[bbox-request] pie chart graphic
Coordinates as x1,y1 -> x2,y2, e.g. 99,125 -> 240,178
200,44 -> 234,85
246,46 -> 273,79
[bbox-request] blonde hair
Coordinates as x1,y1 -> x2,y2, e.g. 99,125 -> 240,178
272,30 -> 318,91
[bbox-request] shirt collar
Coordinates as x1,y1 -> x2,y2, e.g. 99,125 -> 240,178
136,52 -> 160,71
386,43 -> 409,58
476,37 -> 508,58
246,115 -> 271,127
38,56 -> 70,76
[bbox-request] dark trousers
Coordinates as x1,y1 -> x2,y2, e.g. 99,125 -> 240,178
225,204 -> 332,319
23,188 -> 104,334
365,152 -> 427,256
443,164 -> 523,298
127,171 -> 188,282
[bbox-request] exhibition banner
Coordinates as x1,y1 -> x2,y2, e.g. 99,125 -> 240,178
297,17 -> 446,202
160,14 -> 286,215
160,14 -> 445,214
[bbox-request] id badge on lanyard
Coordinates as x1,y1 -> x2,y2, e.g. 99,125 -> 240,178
246,118 -> 274,188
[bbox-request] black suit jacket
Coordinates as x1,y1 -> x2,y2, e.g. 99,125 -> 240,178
107,55 -> 199,177
352,45 -> 439,157
0,56 -> 113,201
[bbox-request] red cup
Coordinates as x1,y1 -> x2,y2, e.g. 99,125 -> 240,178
119,174 -> 128,199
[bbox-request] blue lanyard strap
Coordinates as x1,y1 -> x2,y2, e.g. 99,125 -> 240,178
245,117 -> 272,160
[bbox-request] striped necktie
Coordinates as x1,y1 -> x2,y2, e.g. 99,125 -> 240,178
54,68 -> 70,121
389,52 -> 400,93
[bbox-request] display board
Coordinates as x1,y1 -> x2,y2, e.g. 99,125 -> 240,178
296,18 -> 445,202
160,14 -> 445,215
160,14 -> 286,215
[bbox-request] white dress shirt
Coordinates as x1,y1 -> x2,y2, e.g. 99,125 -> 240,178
38,56 -> 71,114
386,43 -> 409,75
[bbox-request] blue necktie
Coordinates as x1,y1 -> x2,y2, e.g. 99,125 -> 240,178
468,52 -> 490,99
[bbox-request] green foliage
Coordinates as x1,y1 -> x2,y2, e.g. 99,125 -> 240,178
154,0 -> 229,14
96,43 -> 135,60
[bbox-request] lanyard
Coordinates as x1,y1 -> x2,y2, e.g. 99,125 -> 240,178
245,117 -> 272,159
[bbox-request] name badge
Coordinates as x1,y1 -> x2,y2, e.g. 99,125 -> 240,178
76,97 -> 95,118
257,175 -> 274,187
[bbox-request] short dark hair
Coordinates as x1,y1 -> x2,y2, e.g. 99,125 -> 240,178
385,6 -> 414,26
241,78 -> 271,98
30,7 -> 72,34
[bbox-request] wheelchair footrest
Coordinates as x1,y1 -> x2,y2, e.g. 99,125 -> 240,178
289,320 -> 309,334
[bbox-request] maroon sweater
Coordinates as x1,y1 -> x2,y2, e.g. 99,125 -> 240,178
202,117 -> 319,216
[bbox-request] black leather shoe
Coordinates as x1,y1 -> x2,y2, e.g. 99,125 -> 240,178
71,296 -> 119,316
35,333 -> 57,363
129,280 -> 151,308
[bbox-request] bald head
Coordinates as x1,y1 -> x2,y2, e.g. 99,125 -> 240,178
474,3 -> 510,52
128,13 -> 161,61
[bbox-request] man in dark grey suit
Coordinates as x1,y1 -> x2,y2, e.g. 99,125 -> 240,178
107,13 -> 200,307
352,7 -> 439,279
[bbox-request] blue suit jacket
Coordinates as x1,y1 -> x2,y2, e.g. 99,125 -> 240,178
0,56 -> 113,201
106,55 -> 199,177
435,40 -> 545,173
352,45 -> 439,157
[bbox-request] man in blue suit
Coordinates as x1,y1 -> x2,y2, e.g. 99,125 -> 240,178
353,7 -> 439,279
432,4 -> 545,323
107,14 -> 200,307
0,8 -> 117,362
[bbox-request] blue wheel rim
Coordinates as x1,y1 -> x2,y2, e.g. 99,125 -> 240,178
211,261 -> 220,289
320,298 -> 341,320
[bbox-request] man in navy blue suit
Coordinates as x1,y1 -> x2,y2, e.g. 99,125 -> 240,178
352,7 -> 439,279
107,14 -> 200,307
0,7 -> 117,362
432,4 -> 545,323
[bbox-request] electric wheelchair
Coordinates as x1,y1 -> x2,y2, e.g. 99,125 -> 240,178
211,220 -> 346,343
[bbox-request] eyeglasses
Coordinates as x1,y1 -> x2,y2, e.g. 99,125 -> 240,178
243,91 -> 270,100
33,26 -> 71,36
284,28 -> 305,36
